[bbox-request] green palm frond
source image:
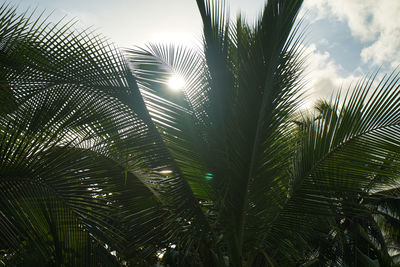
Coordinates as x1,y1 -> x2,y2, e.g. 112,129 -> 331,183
129,0 -> 307,265
295,72 -> 400,204
0,4 -> 179,265
282,72 -> 400,266
3,0 -> 400,266
128,43 -> 212,199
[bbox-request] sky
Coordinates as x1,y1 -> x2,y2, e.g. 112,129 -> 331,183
10,0 -> 400,106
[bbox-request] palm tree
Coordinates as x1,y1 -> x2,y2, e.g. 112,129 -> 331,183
1,0 -> 400,266
0,3 -> 175,265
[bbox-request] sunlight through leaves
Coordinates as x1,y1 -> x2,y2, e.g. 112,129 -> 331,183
167,75 -> 185,91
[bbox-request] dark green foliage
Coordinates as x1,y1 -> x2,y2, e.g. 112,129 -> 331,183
1,0 -> 400,266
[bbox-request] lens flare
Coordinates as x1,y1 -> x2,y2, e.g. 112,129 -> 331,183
168,75 -> 185,91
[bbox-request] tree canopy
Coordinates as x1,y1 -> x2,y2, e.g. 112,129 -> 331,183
1,0 -> 400,266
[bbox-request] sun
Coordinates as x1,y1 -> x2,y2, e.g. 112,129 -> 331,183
167,75 -> 185,91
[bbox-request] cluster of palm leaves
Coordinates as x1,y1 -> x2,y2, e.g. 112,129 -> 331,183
1,0 -> 400,266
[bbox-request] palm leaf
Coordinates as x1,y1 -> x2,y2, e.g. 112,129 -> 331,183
0,4 -> 184,264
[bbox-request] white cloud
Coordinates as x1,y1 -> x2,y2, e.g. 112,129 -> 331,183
302,44 -> 359,108
304,0 -> 400,67
317,38 -> 329,46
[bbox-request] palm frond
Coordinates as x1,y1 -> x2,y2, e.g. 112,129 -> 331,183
0,4 -> 183,264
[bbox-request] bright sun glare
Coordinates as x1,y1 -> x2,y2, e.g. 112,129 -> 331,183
168,75 -> 185,91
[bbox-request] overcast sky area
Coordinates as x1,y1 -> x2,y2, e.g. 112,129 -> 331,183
10,0 -> 400,107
